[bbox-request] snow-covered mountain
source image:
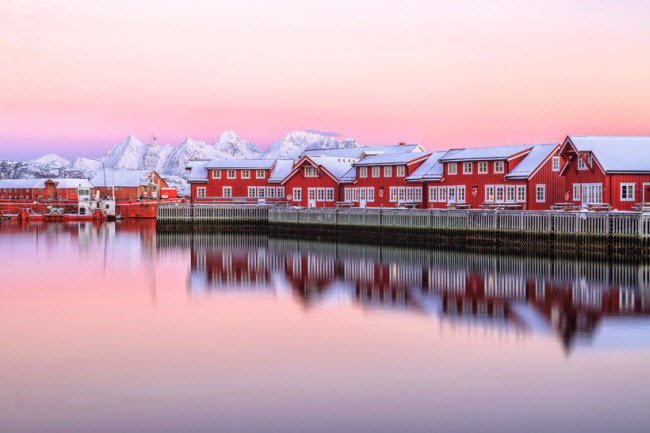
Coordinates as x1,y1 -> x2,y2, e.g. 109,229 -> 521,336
0,130 -> 365,195
262,131 -> 362,160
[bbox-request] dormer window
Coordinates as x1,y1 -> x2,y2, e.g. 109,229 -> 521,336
304,166 -> 318,177
494,161 -> 504,174
578,153 -> 592,170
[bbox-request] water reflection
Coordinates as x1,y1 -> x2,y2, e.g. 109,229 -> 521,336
156,232 -> 650,353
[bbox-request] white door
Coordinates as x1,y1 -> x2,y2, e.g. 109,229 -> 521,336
308,188 -> 316,208
448,187 -> 456,203
582,183 -> 603,207
359,188 -> 367,208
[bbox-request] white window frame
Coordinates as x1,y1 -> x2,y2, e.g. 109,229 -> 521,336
277,187 -> 285,197
196,187 -> 206,198
536,184 -> 546,203
429,186 -> 437,202
573,184 -> 581,201
494,161 -> 504,174
478,162 -> 488,174
241,170 -> 250,179
398,187 -> 406,202
345,188 -> 351,202
308,188 -> 316,201
247,186 -> 256,198
495,185 -> 505,203
293,188 -> 301,201
257,187 -> 265,198
352,188 -> 360,202
620,183 -> 635,202
439,186 -> 447,202
448,186 -> 456,203
372,166 -> 380,178
227,170 -> 236,179
485,185 -> 494,202
256,170 -> 265,179
222,186 -> 232,198
304,166 -> 318,177
384,166 -> 392,177
516,185 -> 526,203
463,162 -> 472,174
389,187 -> 397,202
414,187 -> 422,202
505,185 -> 515,203
367,187 -> 374,202
212,170 -> 221,179
448,163 -> 457,175
326,188 -> 334,202
396,166 -> 406,177
457,185 -> 466,203
552,157 -> 560,172
360,188 -> 367,201
405,187 -> 414,201
317,188 -> 325,201
359,167 -> 368,178
267,187 -> 275,198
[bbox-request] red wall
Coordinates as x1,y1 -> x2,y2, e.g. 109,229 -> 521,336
191,168 -> 286,203
283,162 -> 340,207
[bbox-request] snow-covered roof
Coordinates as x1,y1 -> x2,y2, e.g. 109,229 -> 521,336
301,144 -> 422,158
352,152 -> 431,167
0,178 -> 46,189
569,136 -> 650,173
340,167 -> 357,183
187,161 -> 209,183
268,159 -> 294,183
439,144 -> 533,162
205,159 -> 275,170
90,169 -> 153,187
50,178 -> 94,189
505,144 -> 558,179
405,151 -> 449,181
307,156 -> 357,180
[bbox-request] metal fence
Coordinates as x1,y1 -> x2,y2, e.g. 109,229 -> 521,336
157,204 -> 650,238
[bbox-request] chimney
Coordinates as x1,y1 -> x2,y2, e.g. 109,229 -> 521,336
398,142 -> 406,146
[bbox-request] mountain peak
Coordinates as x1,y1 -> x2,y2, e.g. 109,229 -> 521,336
29,153 -> 71,168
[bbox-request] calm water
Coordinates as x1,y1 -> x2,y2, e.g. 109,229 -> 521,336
2,221 -> 650,433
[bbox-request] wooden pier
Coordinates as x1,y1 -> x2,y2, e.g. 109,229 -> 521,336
156,204 -> 650,257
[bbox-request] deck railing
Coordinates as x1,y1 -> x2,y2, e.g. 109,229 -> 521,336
157,204 -> 650,238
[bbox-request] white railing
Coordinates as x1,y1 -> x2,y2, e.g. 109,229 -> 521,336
157,204 -> 650,238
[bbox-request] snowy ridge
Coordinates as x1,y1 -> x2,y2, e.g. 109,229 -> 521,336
0,130 -> 369,195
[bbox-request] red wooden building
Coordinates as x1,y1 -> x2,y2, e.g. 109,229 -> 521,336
556,136 -> 650,211
90,170 -> 172,201
187,159 -> 293,203
0,178 -> 93,201
340,152 -> 431,208
281,155 -> 354,207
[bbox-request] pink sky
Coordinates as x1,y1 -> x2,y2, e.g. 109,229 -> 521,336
2,0 -> 650,159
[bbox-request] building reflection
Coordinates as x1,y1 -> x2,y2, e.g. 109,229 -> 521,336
170,232 -> 650,352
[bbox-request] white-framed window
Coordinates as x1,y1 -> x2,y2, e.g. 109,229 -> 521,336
485,185 -> 495,202
360,188 -> 366,201
277,187 -> 285,197
463,162 -> 472,174
396,166 -> 406,177
247,186 -> 256,198
414,187 -> 422,202
398,187 -> 406,202
304,166 -> 318,177
384,166 -> 392,177
353,188 -> 360,202
256,170 -> 265,179
308,188 -> 316,201
389,187 -> 397,202
345,188 -> 351,202
494,161 -> 504,174
257,187 -> 265,198
367,187 -> 374,202
478,162 -> 488,174
457,185 -> 466,202
536,184 -> 546,202
620,183 -> 635,201
196,187 -> 206,198
372,166 -> 380,178
293,188 -> 301,201
359,167 -> 368,178
573,184 -> 581,201
552,157 -> 560,171
227,170 -> 236,179
506,185 -> 515,202
405,187 -> 414,201
495,185 -> 504,202
439,186 -> 447,202
241,170 -> 250,179
448,163 -> 457,175
516,185 -> 526,203
326,188 -> 334,201
429,186 -> 438,202
267,187 -> 275,198
448,186 -> 456,203
222,187 -> 232,198
577,153 -> 593,170
212,170 -> 221,179
317,188 -> 325,201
